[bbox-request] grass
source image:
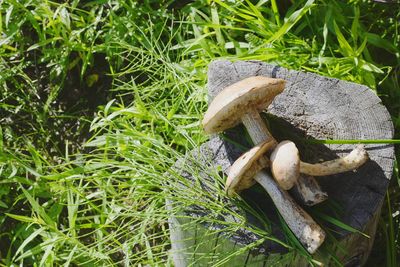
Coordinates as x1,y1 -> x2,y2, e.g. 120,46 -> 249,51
0,0 -> 399,266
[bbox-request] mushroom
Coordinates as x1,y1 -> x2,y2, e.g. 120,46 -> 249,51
269,141 -> 300,190
203,76 -> 326,205
226,141 -> 326,254
270,141 -> 369,190
203,76 -> 283,143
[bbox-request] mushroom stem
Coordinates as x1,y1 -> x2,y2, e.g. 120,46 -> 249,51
300,145 -> 369,176
294,174 -> 328,206
241,109 -> 274,145
254,171 -> 325,254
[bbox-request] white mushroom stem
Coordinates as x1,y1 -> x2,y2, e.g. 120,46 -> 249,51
241,108 -> 274,145
254,170 -> 325,254
300,145 -> 369,176
294,175 -> 328,206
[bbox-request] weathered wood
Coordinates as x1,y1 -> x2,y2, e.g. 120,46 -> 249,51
169,60 -> 394,266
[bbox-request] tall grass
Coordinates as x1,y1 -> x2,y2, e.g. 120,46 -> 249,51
0,0 -> 399,266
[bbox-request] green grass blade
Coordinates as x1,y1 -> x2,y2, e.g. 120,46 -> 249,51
265,0 -> 315,44
20,187 -> 55,227
13,228 -> 45,261
333,20 -> 354,57
270,0 -> 281,27
305,139 -> 400,145
317,213 -> 369,238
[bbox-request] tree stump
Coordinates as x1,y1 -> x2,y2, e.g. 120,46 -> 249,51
168,60 -> 394,266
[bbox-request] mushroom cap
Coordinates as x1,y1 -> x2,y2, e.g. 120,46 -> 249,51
202,76 -> 286,134
225,140 -> 275,197
270,140 -> 300,190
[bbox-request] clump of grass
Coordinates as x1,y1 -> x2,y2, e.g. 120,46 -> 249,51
1,0 -> 399,266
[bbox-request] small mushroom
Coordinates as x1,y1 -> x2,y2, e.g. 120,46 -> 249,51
270,141 -> 300,190
226,140 -> 326,254
226,140 -> 273,196
270,141 -> 369,190
203,76 -> 326,205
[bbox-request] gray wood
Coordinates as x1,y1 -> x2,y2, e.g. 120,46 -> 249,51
169,60 -> 394,266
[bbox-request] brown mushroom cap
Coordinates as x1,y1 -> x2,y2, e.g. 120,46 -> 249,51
202,76 -> 285,134
270,140 -> 300,190
225,140 -> 275,197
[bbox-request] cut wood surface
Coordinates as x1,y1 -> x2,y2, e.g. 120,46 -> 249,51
169,60 -> 394,266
